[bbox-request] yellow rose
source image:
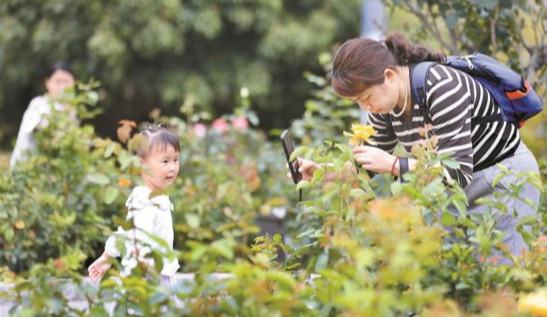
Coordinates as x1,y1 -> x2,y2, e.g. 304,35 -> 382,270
343,123 -> 376,146
518,291 -> 547,317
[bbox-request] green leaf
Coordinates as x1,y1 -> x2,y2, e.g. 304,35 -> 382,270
492,172 -> 506,187
313,167 -> 325,182
88,91 -> 99,105
87,172 -> 110,185
475,197 -> 491,206
523,198 -> 536,207
518,215 -> 536,226
265,271 -> 296,290
391,182 -> 403,195
4,227 -> 14,241
335,143 -> 353,160
441,211 -> 456,226
296,180 -> 310,191
185,213 -> 200,228
89,306 -> 109,317
496,163 -> 509,174
443,159 -> 460,169
289,146 -> 309,162
423,178 -> 444,196
350,188 -> 365,197
114,216 -> 133,231
314,251 -> 329,271
142,230 -> 170,251
152,251 -> 164,272
452,199 -> 467,217
104,186 -> 119,204
355,249 -> 374,268
104,142 -> 116,158
297,228 -> 315,239
211,239 -> 235,259
118,152 -> 133,170
188,243 -> 208,261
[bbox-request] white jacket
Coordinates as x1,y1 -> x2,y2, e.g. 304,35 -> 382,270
105,186 -> 179,277
10,96 -> 63,168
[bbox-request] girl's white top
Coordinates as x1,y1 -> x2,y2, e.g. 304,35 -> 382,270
104,186 -> 179,277
10,96 -> 65,168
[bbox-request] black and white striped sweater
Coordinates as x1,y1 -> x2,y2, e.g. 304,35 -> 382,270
368,64 -> 520,188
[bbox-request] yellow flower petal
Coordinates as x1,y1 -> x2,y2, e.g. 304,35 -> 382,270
349,137 -> 361,147
344,123 -> 376,145
14,220 -> 25,230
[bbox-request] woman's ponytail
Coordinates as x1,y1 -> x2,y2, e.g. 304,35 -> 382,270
384,32 -> 445,65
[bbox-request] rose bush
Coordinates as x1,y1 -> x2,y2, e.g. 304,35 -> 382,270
1,79 -> 545,316
0,83 -> 293,274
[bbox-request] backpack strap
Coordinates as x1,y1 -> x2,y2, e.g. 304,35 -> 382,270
410,62 -> 503,126
410,62 -> 436,123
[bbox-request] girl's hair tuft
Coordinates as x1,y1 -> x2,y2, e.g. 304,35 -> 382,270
129,123 -> 180,157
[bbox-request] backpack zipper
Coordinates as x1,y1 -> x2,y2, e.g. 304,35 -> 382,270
463,55 -> 474,70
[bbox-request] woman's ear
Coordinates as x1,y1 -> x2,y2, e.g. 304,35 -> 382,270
384,68 -> 397,82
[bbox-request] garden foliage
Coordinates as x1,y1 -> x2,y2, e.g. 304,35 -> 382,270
1,77 -> 545,316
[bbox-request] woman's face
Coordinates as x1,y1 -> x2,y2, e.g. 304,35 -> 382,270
349,68 -> 401,114
45,69 -> 75,98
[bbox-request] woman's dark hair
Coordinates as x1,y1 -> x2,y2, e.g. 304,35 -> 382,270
45,61 -> 75,79
330,32 -> 445,97
131,124 -> 180,158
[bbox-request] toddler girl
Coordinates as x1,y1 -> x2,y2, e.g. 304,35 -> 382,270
88,125 -> 180,285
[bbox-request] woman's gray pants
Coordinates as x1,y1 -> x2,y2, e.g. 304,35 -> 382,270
462,142 -> 540,265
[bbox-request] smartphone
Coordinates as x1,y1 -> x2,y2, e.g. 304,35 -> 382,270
280,130 -> 302,184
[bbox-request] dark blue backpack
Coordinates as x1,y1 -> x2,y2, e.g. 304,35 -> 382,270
411,53 -> 543,127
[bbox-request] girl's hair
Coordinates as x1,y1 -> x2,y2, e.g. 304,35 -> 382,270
330,32 -> 445,97
131,124 -> 180,158
45,61 -> 75,79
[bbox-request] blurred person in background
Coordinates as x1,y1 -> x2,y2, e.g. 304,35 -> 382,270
9,62 -> 76,168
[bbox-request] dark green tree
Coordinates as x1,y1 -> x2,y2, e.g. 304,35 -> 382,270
0,0 -> 361,146
388,0 -> 545,83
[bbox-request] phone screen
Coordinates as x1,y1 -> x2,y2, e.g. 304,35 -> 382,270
280,130 -> 302,184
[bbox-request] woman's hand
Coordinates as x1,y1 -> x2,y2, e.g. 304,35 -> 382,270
353,146 -> 397,175
298,158 -> 320,181
88,252 -> 112,283
287,158 -> 319,182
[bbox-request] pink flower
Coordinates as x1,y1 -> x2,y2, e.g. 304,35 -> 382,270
191,123 -> 207,138
212,118 -> 229,133
232,116 -> 249,131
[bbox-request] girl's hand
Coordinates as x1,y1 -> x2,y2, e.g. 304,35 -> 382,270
88,253 -> 112,283
287,158 -> 319,182
353,146 -> 397,174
